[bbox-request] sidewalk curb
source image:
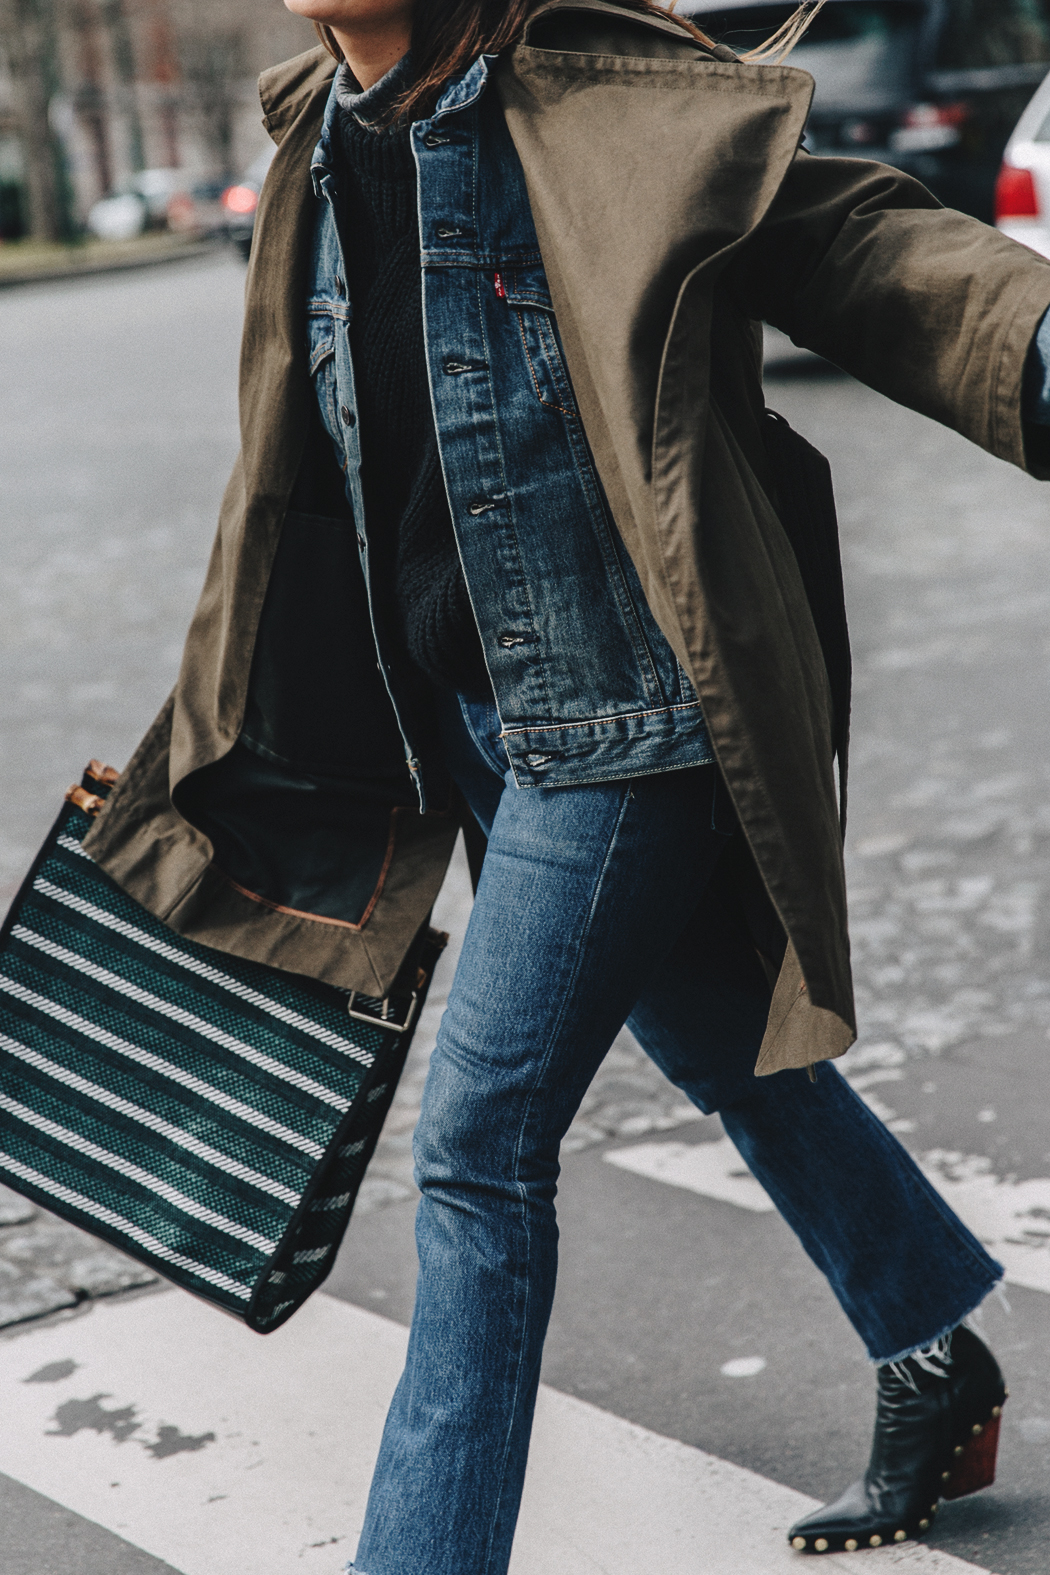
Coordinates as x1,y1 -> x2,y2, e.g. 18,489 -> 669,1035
0,239 -> 227,290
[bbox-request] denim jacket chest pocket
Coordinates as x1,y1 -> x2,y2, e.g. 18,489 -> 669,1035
306,292 -> 350,446
498,269 -> 576,417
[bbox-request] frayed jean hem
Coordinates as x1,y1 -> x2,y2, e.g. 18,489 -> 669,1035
871,1276 -> 1005,1367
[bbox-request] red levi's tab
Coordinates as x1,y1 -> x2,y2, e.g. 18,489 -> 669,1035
493,270 -> 507,299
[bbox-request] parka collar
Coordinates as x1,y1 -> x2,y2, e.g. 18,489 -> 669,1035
260,45 -> 336,146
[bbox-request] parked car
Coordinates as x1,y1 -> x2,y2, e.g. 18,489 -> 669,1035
164,181 -> 228,239
681,0 -> 1050,222
221,145 -> 277,260
86,168 -> 185,241
995,69 -> 1050,258
86,168 -> 228,243
86,189 -> 148,242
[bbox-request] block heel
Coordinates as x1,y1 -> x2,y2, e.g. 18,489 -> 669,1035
943,1404 -> 1004,1500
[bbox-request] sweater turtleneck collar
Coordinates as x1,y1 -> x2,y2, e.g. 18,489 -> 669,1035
334,52 -> 415,129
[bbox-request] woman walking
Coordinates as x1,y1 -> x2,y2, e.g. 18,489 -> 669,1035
85,0 -> 1050,1564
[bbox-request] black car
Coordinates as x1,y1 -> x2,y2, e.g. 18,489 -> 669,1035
682,0 -> 1050,222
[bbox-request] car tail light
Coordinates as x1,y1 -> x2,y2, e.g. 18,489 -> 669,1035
222,184 -> 259,217
995,163 -> 1040,222
901,102 -> 969,131
890,102 -> 969,155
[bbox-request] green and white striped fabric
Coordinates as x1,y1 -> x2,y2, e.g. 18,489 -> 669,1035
0,793 -> 442,1332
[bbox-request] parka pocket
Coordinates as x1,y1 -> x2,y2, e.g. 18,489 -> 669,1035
499,269 -> 576,417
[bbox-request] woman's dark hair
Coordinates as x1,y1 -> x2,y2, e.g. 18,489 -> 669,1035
314,0 -> 825,122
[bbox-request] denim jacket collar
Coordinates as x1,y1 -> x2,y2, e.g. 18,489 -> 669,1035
312,50 -> 495,194
430,53 -> 495,121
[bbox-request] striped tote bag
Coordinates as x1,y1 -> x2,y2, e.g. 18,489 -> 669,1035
0,763 -> 446,1332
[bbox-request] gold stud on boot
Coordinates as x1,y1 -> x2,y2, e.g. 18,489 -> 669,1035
869,1534 -> 882,1546
844,1540 -> 858,1552
894,1530 -> 907,1542
919,1518 -> 930,1530
814,1538 -> 829,1552
791,1538 -> 806,1550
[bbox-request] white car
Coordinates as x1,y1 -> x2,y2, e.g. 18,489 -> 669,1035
86,168 -> 188,242
996,69 -> 1050,259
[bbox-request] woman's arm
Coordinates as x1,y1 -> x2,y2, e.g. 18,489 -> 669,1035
723,153 -> 1050,477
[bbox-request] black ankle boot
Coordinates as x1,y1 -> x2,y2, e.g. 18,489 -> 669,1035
787,1325 -> 1006,1554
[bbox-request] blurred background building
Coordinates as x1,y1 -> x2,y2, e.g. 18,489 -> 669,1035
0,0 -> 314,242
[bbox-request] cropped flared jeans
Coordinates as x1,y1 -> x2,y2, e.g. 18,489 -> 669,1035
350,696 -> 1001,1575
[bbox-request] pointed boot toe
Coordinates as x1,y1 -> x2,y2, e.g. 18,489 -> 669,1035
788,1476 -> 931,1552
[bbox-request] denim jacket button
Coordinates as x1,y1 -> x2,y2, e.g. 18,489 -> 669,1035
356,532 -> 366,551
524,752 -> 555,768
341,405 -> 356,426
498,634 -> 527,648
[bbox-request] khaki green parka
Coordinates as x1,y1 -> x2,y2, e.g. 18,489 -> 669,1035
83,0 -> 1050,1077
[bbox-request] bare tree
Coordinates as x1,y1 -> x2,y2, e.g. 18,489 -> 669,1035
144,0 -> 181,170
99,0 -> 144,172
72,0 -> 113,199
0,0 -> 77,241
180,27 -> 244,180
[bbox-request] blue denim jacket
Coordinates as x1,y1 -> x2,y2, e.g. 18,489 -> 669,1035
309,56 -> 714,812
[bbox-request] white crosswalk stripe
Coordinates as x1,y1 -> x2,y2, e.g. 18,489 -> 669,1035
0,1288 -> 992,1575
606,1134 -> 776,1212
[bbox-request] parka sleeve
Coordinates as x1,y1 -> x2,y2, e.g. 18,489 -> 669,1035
722,152 -> 1050,479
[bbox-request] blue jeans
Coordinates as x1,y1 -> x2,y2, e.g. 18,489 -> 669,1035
350,696 -> 1001,1575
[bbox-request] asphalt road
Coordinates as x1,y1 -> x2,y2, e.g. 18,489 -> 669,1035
1,255 -> 1050,1573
